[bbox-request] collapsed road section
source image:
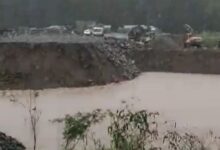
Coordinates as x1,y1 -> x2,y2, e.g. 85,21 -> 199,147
0,39 -> 220,90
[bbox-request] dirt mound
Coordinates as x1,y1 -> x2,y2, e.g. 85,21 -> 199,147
151,34 -> 181,50
0,38 -> 220,90
0,42 -> 139,89
131,48 -> 220,74
0,131 -> 25,150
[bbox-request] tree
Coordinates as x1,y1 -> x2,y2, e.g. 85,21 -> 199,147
0,0 -> 220,32
8,90 -> 41,150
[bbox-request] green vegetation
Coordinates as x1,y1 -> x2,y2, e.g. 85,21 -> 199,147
200,32 -> 220,48
1,0 -> 220,32
108,109 -> 150,150
62,106 -> 206,150
63,109 -> 106,150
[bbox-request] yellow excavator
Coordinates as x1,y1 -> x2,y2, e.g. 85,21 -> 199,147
183,24 -> 203,48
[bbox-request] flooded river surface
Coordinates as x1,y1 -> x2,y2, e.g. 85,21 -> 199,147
1,72 -> 220,149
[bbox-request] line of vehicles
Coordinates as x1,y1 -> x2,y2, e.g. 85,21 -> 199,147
83,25 -> 159,45
0,23 -> 206,48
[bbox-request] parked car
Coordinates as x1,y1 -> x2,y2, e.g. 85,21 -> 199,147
92,27 -> 104,36
83,29 -> 92,36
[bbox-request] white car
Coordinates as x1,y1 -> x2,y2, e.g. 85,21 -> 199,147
92,27 -> 104,36
83,29 -> 92,36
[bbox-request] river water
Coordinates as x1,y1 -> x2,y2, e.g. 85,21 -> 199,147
0,72 -> 220,149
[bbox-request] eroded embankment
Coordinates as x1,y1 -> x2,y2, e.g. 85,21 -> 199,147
0,42 -> 138,89
0,41 -> 220,89
132,48 -> 220,74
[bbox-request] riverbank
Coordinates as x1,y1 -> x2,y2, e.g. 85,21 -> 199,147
0,40 -> 220,90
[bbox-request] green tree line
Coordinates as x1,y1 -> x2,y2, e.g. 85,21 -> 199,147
0,0 -> 220,32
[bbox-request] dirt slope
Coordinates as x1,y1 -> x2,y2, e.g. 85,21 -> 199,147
0,42 -> 136,89
1,39 -> 220,90
132,48 -> 220,74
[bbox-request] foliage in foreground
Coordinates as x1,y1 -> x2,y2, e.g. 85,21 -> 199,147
62,106 -> 217,150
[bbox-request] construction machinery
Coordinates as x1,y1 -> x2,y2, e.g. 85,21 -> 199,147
183,24 -> 203,48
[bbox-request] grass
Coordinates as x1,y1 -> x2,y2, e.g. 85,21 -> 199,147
199,31 -> 220,48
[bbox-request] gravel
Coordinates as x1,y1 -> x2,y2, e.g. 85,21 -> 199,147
97,39 -> 140,79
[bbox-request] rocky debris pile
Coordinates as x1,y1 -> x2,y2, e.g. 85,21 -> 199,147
97,39 -> 140,80
0,131 -> 25,150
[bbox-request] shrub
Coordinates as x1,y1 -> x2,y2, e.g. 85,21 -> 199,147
62,106 -> 213,150
200,32 -> 220,48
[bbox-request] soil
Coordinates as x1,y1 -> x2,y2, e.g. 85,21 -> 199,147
0,42 -> 130,89
0,37 -> 220,90
132,48 -> 220,74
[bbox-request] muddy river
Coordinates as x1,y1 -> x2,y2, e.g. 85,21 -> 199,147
0,72 -> 220,149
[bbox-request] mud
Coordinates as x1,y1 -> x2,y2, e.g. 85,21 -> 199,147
0,39 -> 220,89
132,48 -> 220,74
0,42 -> 134,89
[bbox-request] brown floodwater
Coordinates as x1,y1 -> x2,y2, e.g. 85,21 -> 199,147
0,72 -> 220,149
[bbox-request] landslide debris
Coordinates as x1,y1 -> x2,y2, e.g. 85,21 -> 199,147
97,39 -> 140,80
